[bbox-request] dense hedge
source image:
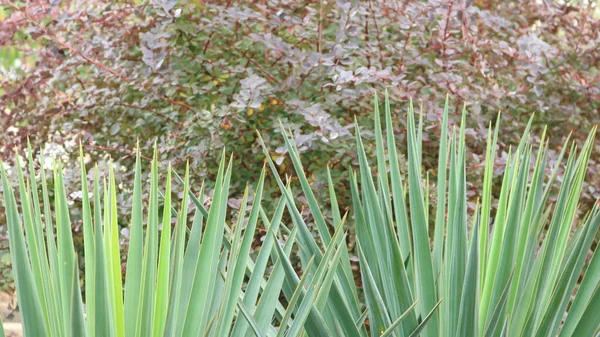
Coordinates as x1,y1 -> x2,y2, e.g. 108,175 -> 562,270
1,0 -> 599,226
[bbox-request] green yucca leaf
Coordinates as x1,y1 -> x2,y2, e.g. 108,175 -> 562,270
277,122 -> 359,313
356,240 -> 393,335
108,165 -> 125,337
216,168 -> 265,337
152,163 -> 172,337
181,152 -> 232,336
277,122 -> 330,247
484,271 -> 514,337
258,132 -> 319,262
259,131 -> 365,337
384,90 -> 412,266
443,111 -> 468,337
164,162 -> 189,336
480,115 -> 533,331
124,144 -> 144,337
316,219 -> 350,313
327,167 -> 342,229
1,165 -> 47,336
559,219 -> 600,336
171,188 -> 205,336
284,223 -> 346,337
355,119 -> 404,320
69,257 -> 87,337
0,315 -> 5,337
2,93 -> 599,337
254,226 -> 297,334
508,135 -> 571,336
570,285 -> 600,337
31,148 -> 62,337
478,114 -> 500,288
354,109 -> 417,336
235,299 -> 265,337
408,299 -> 442,337
173,168 -> 209,218
479,145 -> 513,333
20,146 -> 52,333
485,143 -> 530,331
505,131 -> 547,317
55,159 -> 87,337
136,145 -> 160,337
272,230 -> 332,337
215,184 -> 249,336
275,252 -> 316,337
207,244 -> 229,334
432,94 -> 450,281
405,99 -> 438,337
80,145 -> 96,335
456,206 -> 480,337
379,300 -> 419,337
230,194 -> 285,336
534,208 -> 600,337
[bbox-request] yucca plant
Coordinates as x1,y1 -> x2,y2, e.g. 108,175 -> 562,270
1,93 -> 599,337
257,92 -> 600,337
337,93 -> 600,337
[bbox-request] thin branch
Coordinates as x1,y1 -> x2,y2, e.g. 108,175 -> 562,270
317,0 -> 323,53
441,0 -> 455,66
5,1 -> 196,114
114,103 -> 184,127
85,144 -> 152,161
367,0 -> 385,66
232,46 -> 281,85
202,0 -> 233,54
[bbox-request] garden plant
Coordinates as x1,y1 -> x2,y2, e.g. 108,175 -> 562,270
4,0 -> 600,293
1,95 -> 599,336
3,0 -> 600,219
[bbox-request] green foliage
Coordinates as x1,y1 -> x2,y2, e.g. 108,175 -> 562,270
2,95 -> 599,336
1,0 -> 600,220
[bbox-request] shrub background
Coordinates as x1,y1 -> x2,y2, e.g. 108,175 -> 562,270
1,0 -> 600,290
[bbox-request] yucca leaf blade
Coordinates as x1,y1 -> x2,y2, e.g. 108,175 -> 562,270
405,99 -> 438,337
1,165 -> 48,336
181,152 -> 232,336
152,164 -> 172,337
124,145 -> 144,337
